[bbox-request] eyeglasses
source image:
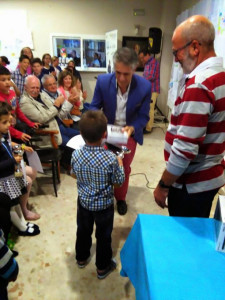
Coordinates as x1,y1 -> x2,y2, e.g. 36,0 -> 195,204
172,40 -> 193,57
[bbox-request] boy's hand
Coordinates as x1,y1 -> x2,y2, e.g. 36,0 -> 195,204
117,156 -> 123,166
51,70 -> 57,77
21,133 -> 31,142
33,123 -> 41,129
14,155 -> 23,163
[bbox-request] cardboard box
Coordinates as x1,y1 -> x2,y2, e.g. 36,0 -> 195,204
214,195 -> 225,253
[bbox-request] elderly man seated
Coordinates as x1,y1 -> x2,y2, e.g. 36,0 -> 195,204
20,75 -> 79,147
41,74 -> 81,130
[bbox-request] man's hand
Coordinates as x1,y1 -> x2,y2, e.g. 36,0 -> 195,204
54,95 -> 65,107
21,133 -> 31,142
153,185 -> 169,209
122,126 -> 135,138
32,123 -> 41,129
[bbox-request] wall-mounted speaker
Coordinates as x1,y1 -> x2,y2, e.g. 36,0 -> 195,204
149,27 -> 162,54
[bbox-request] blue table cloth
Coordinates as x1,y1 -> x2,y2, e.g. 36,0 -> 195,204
120,214 -> 225,300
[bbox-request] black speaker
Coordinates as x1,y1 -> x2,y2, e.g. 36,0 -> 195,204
149,27 -> 162,54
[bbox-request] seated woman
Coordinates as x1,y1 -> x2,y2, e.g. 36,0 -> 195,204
42,53 -> 56,77
57,70 -> 81,130
57,70 -> 78,102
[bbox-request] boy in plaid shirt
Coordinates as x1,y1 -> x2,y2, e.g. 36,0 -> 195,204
71,110 -> 125,279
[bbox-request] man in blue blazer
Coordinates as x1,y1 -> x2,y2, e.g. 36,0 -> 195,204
90,47 -> 151,215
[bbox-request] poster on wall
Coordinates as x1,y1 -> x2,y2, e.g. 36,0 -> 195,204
52,36 -> 81,69
167,0 -> 225,110
0,29 -> 33,71
83,39 -> 106,69
51,32 -> 117,72
105,30 -> 117,73
0,10 -> 33,71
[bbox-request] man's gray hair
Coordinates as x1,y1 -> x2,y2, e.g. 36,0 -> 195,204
25,75 -> 40,86
182,17 -> 215,49
113,47 -> 138,70
41,74 -> 55,86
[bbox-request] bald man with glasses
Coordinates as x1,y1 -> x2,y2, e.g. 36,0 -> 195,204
154,15 -> 225,218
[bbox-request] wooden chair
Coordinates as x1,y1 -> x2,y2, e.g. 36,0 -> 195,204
29,129 -> 62,197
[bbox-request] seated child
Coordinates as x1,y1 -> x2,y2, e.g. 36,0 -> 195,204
0,102 -> 40,236
0,65 -> 39,142
70,78 -> 88,116
71,110 -> 125,279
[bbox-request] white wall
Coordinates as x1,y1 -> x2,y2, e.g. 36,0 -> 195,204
0,0 -> 197,117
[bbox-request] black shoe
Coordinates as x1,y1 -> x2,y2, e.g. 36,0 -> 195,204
117,200 -> 127,215
143,128 -> 151,134
12,250 -> 19,257
97,259 -> 117,279
18,225 -> 40,236
77,257 -> 90,269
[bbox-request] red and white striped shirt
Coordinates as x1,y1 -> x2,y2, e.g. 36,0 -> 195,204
165,57 -> 225,193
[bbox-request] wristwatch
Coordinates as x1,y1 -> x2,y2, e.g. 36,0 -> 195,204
158,179 -> 171,189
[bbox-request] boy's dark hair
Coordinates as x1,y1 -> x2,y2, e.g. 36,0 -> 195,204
79,110 -> 107,143
19,54 -> 30,63
0,102 -> 12,118
0,65 -> 10,76
0,56 -> 10,65
31,57 -> 43,66
139,47 -> 152,56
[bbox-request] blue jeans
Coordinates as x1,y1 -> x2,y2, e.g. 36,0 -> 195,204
168,185 -> 219,217
58,124 -> 79,147
75,200 -> 114,270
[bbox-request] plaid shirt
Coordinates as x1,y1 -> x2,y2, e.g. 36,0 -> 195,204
11,69 -> 28,96
143,57 -> 160,93
71,145 -> 125,211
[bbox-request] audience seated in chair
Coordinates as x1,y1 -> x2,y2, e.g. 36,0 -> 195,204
20,75 -> 79,149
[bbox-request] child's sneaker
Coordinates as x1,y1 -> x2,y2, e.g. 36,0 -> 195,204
77,257 -> 90,268
97,258 -> 117,279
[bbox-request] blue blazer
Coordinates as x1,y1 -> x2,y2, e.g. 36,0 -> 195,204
90,73 -> 151,145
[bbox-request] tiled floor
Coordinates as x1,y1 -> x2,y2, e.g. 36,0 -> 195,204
8,123 -> 218,300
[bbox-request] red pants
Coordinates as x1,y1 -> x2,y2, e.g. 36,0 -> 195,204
114,137 -> 137,201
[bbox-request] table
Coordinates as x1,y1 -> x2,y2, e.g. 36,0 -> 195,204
120,214 -> 225,300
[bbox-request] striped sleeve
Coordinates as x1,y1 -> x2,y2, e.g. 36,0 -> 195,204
166,81 -> 213,176
0,229 -> 18,281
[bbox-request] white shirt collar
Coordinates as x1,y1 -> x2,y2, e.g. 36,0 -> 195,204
116,80 -> 131,96
187,56 -> 223,79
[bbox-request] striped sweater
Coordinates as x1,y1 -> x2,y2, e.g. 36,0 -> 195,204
0,229 -> 18,282
165,57 -> 225,193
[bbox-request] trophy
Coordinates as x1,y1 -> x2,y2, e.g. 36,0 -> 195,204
116,146 -> 131,159
13,144 -> 24,177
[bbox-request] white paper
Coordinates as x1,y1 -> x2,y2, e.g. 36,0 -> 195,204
106,125 -> 128,145
70,114 -> 81,122
66,135 -> 85,150
21,159 -> 27,178
26,151 -> 44,173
